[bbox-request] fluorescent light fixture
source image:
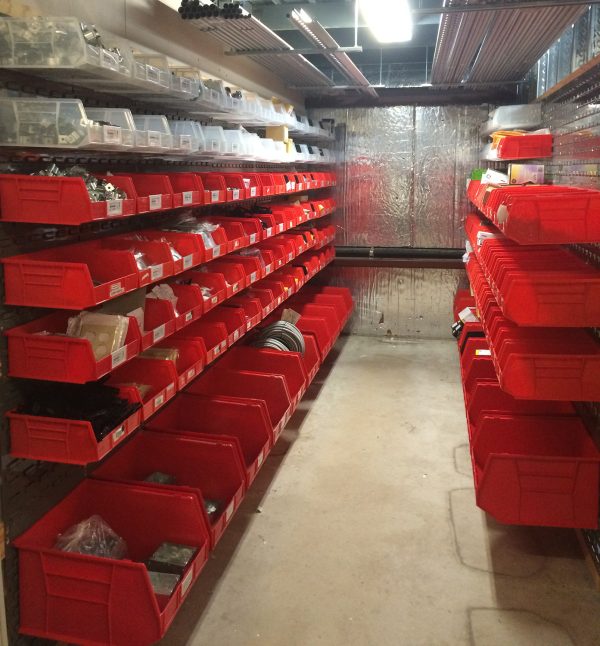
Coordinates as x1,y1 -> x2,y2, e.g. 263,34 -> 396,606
293,8 -> 313,24
358,0 -> 413,43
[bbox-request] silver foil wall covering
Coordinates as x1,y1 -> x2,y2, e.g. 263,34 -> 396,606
311,106 -> 485,248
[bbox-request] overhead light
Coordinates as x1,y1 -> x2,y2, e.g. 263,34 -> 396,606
292,8 -> 313,25
358,0 -> 413,43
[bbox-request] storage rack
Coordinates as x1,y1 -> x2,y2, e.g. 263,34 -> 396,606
457,168 -> 600,528
0,17 -> 352,645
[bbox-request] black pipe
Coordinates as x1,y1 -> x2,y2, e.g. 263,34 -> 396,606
336,246 -> 464,260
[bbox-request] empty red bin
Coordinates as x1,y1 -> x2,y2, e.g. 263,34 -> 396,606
219,254 -> 263,286
7,389 -> 141,465
2,242 -> 140,309
178,319 -> 228,364
6,312 -> 141,383
225,295 -> 263,331
147,393 -> 272,487
201,306 -> 247,346
291,294 -> 348,331
140,298 -> 178,351
107,357 -> 178,420
472,414 -> 600,528
92,432 -> 246,548
494,133 -> 553,160
246,287 -> 276,318
218,346 -> 308,406
116,174 -> 173,213
270,173 -> 286,194
294,316 -> 333,362
163,173 -> 204,208
258,279 -> 286,308
258,173 -> 276,196
257,240 -> 286,270
240,173 -> 262,199
197,173 -> 226,204
14,479 -> 211,646
186,367 -> 293,443
0,174 -> 137,224
222,173 -> 247,201
207,259 -> 247,296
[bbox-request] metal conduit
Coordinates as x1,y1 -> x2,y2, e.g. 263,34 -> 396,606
431,0 -> 587,85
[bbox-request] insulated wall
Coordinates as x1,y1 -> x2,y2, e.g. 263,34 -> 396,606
311,106 -> 484,339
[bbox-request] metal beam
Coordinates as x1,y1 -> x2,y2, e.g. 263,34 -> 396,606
413,0 -> 600,14
225,46 -> 363,56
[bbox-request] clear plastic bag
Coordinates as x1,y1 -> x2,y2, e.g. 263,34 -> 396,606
55,515 -> 127,559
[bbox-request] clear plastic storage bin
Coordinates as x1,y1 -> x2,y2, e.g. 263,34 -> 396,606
482,104 -> 542,135
132,114 -> 174,151
0,17 -> 133,84
84,107 -> 138,149
222,129 -> 245,156
168,120 -> 206,154
0,98 -> 123,150
202,126 -> 226,155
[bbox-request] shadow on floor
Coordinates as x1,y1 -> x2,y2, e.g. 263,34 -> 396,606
158,335 -> 350,645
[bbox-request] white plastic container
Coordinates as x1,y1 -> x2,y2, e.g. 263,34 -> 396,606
222,129 -> 245,156
241,132 -> 261,159
201,125 -> 226,155
168,120 -> 206,154
84,107 -> 138,149
0,98 -> 123,150
131,114 -> 174,150
482,104 -> 542,135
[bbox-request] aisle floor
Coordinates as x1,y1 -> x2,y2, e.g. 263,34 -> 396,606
161,336 -> 600,646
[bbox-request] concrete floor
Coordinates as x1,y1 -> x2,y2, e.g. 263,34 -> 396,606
160,336 -> 600,646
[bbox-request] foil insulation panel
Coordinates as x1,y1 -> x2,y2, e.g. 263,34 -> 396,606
311,106 -> 485,248
320,266 -> 464,339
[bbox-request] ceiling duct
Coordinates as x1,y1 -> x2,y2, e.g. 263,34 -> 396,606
288,9 -> 378,98
431,0 -> 587,85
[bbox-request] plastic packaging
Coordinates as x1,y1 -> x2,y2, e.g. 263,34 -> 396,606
55,515 -> 127,559
66,312 -> 129,360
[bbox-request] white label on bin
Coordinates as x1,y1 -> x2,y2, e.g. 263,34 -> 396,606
180,138 -> 192,151
250,272 -> 258,283
214,345 -> 221,356
153,325 -> 166,343
233,282 -> 240,293
183,191 -> 193,205
211,140 -> 219,150
251,187 -> 257,197
232,189 -> 240,201
183,255 -> 193,270
475,349 -> 491,356
288,253 -> 293,262
111,347 -> 127,369
154,394 -> 165,409
258,452 -> 264,468
266,228 -> 273,237
286,182 -> 293,191
250,234 -> 257,244
110,282 -> 124,298
232,144 -> 239,153
185,311 -> 193,322
220,341 -> 227,351
103,125 -> 120,143
233,330 -> 240,341
225,501 -> 235,523
112,426 -> 125,445
167,383 -> 175,395
265,264 -> 272,274
151,265 -> 163,281
278,224 -> 284,233
211,190 -> 220,203
181,570 -> 193,596
148,132 -> 161,147
107,200 -> 123,217
213,247 -> 221,258
211,296 -> 219,305
187,368 -> 196,381
149,194 -> 162,210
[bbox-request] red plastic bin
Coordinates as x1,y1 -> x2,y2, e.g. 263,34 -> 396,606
163,172 -> 204,208
6,312 -> 141,383
205,259 -> 247,296
472,414 -> 600,528
147,393 -> 272,486
241,173 -> 262,199
494,133 -> 553,160
107,357 -> 178,420
151,335 -> 207,390
138,229 -> 207,271
101,237 -> 174,287
225,294 -> 263,331
6,389 -> 141,465
197,173 -> 227,204
117,173 -> 173,212
222,173 -> 247,201
177,319 -> 229,364
2,242 -> 140,309
201,306 -> 247,346
14,479 -> 211,646
0,174 -> 136,224
92,431 -> 246,547
185,269 -> 229,311
186,367 -> 293,442
218,346 -> 308,406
